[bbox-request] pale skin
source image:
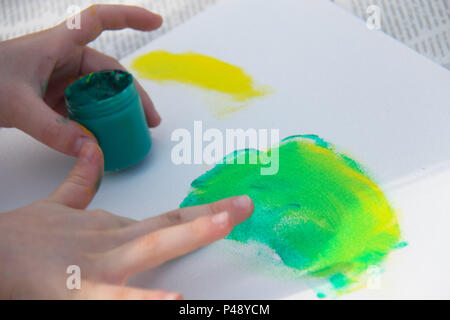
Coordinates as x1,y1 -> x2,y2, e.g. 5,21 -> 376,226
0,5 -> 254,299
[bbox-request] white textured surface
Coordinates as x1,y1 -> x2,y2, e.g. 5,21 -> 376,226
334,0 -> 450,69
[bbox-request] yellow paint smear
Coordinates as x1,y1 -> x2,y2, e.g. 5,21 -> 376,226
131,51 -> 271,118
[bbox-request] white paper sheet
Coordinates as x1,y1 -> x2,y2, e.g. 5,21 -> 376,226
1,0 -> 450,299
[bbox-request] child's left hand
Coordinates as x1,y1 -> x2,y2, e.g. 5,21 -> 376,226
0,5 -> 162,156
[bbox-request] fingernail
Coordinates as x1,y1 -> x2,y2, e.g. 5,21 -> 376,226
212,211 -> 229,225
73,137 -> 95,156
79,142 -> 97,163
232,195 -> 252,210
165,293 -> 182,300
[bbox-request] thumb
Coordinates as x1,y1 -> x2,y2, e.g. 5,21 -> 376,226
48,142 -> 104,209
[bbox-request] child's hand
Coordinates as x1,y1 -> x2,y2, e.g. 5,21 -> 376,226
0,5 -> 162,156
0,143 -> 254,299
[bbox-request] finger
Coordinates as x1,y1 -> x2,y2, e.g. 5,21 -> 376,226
13,89 -> 97,157
101,210 -> 245,281
80,47 -> 161,127
118,195 -> 254,242
76,281 -> 182,300
48,142 -> 104,209
58,5 -> 163,46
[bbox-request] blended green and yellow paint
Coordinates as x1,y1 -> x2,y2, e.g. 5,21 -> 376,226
131,51 -> 272,118
181,135 -> 404,297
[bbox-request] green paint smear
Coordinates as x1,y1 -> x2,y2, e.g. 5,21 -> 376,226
181,135 -> 403,295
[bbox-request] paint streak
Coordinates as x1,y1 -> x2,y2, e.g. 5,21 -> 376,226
131,51 -> 271,118
180,135 -> 403,296
75,123 -> 95,136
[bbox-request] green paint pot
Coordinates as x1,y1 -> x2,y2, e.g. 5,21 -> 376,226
65,70 -> 151,171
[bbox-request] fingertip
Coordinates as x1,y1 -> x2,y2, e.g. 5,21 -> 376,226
152,13 -> 163,29
247,195 -> 255,215
77,142 -> 104,192
78,141 -> 102,165
144,105 -> 161,127
229,195 -> 254,224
149,113 -> 162,127
232,195 -> 253,212
72,122 -> 98,156
74,137 -> 97,157
49,142 -> 104,209
131,7 -> 163,30
136,81 -> 161,127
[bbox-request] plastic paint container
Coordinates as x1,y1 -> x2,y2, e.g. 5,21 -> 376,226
65,70 -> 151,171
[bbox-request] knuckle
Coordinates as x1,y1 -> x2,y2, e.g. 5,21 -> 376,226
67,170 -> 91,189
164,210 -> 183,224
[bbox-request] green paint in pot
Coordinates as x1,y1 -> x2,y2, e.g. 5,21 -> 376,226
65,70 -> 151,171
